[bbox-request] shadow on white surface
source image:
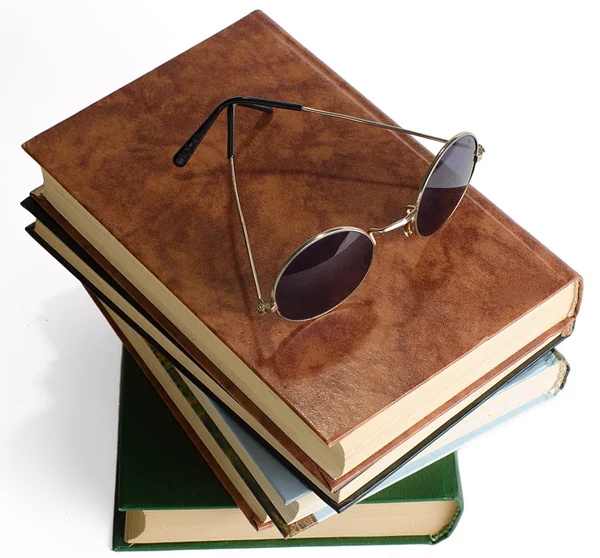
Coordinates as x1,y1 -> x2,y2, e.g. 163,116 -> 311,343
7,287 -> 121,522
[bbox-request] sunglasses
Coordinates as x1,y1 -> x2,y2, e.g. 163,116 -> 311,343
174,96 -> 484,321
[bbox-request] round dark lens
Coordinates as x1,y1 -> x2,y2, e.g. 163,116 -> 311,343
416,134 -> 477,237
274,230 -> 374,321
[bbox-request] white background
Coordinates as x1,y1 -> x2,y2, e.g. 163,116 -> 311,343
1,1 -> 598,556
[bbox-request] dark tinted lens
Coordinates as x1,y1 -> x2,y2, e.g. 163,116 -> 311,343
274,230 -> 374,321
416,135 -> 476,237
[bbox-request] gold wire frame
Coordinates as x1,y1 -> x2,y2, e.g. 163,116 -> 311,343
176,97 -> 484,321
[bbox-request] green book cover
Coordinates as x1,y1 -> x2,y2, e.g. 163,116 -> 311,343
113,348 -> 463,550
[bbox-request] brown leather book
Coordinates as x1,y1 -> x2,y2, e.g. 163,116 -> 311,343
22,200 -> 574,510
22,11 -> 581,498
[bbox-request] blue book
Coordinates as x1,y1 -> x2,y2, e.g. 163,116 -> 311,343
105,305 -> 569,539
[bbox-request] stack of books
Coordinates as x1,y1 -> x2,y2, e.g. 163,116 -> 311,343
21,11 -> 582,549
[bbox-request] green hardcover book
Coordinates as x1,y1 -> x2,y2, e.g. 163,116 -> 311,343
114,348 -> 463,550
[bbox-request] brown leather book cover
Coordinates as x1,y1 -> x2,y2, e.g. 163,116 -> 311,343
22,12 -> 582,477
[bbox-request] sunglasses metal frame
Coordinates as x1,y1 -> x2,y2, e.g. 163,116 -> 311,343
272,226 -> 375,321
173,96 -> 484,321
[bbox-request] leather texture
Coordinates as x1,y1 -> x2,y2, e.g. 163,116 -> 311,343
23,11 -> 582,448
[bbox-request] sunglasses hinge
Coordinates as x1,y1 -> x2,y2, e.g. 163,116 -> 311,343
403,205 -> 416,237
367,230 -> 378,245
475,144 -> 485,162
257,299 -> 278,315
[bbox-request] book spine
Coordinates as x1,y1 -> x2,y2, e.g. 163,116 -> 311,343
430,505 -> 463,544
430,452 -> 463,544
549,349 -> 570,394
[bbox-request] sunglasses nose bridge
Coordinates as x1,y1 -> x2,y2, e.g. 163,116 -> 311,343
367,205 -> 417,242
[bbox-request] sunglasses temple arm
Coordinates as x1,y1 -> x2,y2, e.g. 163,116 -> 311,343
228,153 -> 277,315
301,107 -> 448,144
227,104 -> 277,313
173,96 -> 448,167
173,97 -> 303,167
